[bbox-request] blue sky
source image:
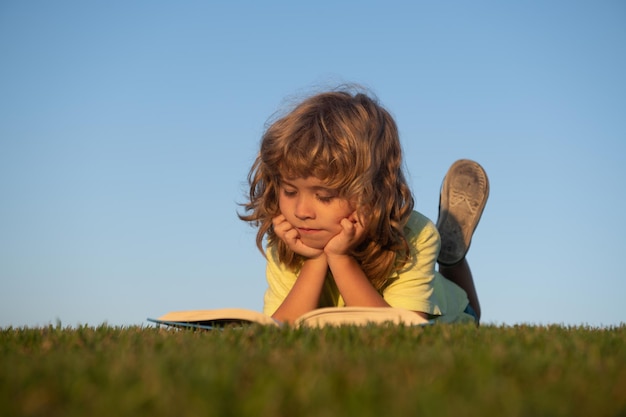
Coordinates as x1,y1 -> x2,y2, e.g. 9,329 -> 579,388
1,1 -> 624,328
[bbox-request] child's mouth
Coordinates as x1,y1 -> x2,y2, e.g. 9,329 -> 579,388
298,227 -> 321,234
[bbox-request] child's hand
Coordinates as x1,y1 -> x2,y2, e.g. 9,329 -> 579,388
272,214 -> 325,259
324,211 -> 367,257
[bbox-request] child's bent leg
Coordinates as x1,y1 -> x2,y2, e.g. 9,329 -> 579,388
436,159 -> 489,322
439,258 -> 481,321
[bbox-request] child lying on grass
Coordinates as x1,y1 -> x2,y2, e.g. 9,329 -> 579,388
240,87 -> 489,324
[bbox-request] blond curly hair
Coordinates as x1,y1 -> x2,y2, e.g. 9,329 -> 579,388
239,88 -> 414,290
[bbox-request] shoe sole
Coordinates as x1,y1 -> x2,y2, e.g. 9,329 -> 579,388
436,159 -> 489,266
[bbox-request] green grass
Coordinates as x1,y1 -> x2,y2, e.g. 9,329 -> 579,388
1,323 -> 625,417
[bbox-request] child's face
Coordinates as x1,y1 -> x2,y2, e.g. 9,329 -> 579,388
278,176 -> 355,250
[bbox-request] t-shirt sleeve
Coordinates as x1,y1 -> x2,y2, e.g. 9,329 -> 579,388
381,212 -> 443,314
262,246 -> 298,316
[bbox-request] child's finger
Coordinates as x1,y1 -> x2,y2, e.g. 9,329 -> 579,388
272,218 -> 294,241
340,218 -> 357,237
284,228 -> 299,242
347,210 -> 366,227
272,214 -> 286,227
344,214 -> 367,243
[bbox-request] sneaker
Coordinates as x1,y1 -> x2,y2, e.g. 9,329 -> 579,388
436,159 -> 489,266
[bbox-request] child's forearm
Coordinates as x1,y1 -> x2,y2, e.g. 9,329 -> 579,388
327,254 -> 390,308
271,256 -> 328,323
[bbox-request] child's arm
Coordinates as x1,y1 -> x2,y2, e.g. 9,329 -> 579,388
269,214 -> 328,323
326,250 -> 429,320
270,255 -> 328,323
324,216 -> 390,308
324,216 -> 430,320
326,253 -> 390,307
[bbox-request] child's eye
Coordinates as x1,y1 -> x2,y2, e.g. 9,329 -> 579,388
282,188 -> 297,197
316,195 -> 334,203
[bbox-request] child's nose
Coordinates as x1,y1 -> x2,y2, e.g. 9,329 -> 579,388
295,196 -> 314,219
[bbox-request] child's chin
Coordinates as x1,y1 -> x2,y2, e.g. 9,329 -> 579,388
300,237 -> 329,251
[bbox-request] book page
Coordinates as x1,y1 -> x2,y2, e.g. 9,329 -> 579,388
157,308 -> 279,326
295,306 -> 431,327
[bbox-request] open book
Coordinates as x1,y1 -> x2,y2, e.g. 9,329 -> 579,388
147,306 -> 432,329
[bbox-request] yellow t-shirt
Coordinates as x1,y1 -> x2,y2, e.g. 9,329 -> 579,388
263,211 -> 473,323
